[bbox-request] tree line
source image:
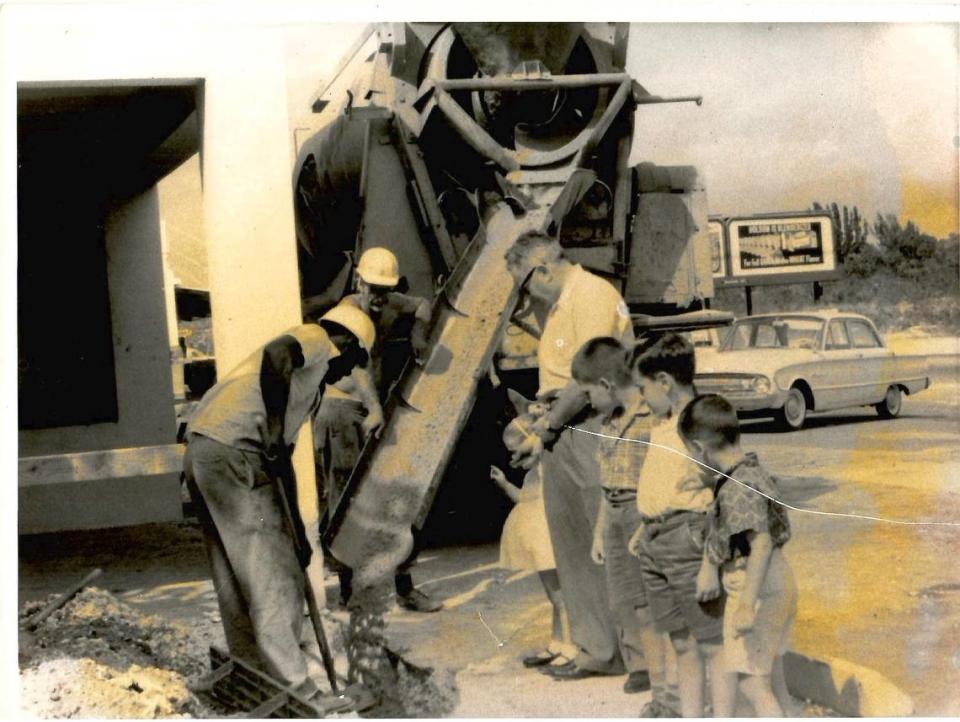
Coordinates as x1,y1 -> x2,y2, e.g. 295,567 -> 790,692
811,201 -> 958,282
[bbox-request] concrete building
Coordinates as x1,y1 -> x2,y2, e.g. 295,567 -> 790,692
5,5 -> 319,534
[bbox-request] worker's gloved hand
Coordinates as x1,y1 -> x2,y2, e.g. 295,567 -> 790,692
411,333 -> 429,367
263,443 -> 313,569
263,442 -> 291,479
361,404 -> 385,439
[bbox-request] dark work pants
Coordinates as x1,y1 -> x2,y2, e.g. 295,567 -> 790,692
541,418 -> 622,672
313,397 -> 418,598
184,434 -> 312,692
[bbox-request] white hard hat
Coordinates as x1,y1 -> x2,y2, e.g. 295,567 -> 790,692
319,303 -> 376,350
356,247 -> 400,287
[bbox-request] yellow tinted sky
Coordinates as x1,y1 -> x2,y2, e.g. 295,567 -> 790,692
162,21 -> 958,287
627,23 -> 958,237
285,22 -> 956,236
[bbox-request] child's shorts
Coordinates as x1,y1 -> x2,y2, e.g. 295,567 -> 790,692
721,548 -> 797,675
636,511 -> 724,642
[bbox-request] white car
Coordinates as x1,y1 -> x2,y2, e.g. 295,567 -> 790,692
695,311 -> 931,430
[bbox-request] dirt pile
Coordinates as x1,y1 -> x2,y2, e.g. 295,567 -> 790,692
19,587 -> 209,718
20,587 -> 207,680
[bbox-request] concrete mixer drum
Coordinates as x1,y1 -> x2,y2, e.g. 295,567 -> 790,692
420,24 -> 619,164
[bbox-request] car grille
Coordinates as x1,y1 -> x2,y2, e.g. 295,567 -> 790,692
695,375 -> 761,396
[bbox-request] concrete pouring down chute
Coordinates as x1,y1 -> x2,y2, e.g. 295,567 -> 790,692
325,198 -> 560,590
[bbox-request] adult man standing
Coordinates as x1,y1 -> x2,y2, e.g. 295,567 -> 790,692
184,305 -> 376,696
311,247 -> 442,613
505,231 -> 635,680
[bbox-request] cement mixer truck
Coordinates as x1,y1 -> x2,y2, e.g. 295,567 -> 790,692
292,22 -> 727,596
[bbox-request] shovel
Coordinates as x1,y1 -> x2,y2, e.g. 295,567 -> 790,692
269,456 -> 341,695
20,568 -> 103,649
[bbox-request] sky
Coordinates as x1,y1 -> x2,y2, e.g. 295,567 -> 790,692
626,23 -> 958,237
284,22 -> 959,237
158,20 -> 958,288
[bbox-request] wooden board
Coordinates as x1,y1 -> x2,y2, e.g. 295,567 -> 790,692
19,444 -> 185,486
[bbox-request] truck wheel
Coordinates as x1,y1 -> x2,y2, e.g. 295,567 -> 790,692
876,385 -> 902,418
777,387 -> 807,431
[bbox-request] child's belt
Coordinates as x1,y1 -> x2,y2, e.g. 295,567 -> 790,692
640,508 -> 706,530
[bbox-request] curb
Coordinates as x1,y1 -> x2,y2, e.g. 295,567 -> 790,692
783,649 -> 914,716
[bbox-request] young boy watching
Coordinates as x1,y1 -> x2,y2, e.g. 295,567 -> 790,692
626,333 -> 729,718
571,337 -> 675,711
678,394 -> 799,717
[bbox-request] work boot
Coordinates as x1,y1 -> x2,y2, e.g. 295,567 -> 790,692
397,588 -> 443,613
337,570 -> 353,609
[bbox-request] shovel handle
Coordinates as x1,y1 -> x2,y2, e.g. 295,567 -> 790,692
25,568 -> 103,630
271,470 -> 340,694
304,581 -> 340,694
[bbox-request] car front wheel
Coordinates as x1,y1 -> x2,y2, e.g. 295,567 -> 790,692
778,386 -> 807,431
876,385 -> 902,418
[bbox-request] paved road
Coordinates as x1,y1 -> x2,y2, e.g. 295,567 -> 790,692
388,368 -> 960,715
18,366 -> 960,715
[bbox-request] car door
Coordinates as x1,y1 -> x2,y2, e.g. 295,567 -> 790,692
814,318 -> 862,409
844,318 -> 886,404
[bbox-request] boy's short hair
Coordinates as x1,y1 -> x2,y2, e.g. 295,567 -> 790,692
629,332 -> 696,387
571,337 -> 632,386
678,394 -> 741,450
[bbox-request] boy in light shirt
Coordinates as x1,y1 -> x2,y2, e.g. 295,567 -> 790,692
626,333 -> 730,718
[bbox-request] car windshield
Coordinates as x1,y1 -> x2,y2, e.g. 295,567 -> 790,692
722,316 -> 824,351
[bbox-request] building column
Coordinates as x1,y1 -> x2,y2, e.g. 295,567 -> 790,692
200,29 -> 324,596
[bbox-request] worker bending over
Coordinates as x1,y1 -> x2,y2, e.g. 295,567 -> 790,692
184,305 -> 376,696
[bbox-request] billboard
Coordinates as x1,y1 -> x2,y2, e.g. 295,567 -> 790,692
715,213 -> 838,287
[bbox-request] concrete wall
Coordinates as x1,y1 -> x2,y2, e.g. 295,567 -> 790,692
19,187 -> 183,533
9,6 -> 317,533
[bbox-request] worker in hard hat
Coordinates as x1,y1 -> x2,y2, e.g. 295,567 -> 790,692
312,246 -> 442,613
183,305 -> 377,697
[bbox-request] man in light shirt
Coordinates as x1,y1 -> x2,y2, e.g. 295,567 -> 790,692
505,230 -> 635,680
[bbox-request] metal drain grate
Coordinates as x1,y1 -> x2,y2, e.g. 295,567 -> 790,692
193,647 -> 354,718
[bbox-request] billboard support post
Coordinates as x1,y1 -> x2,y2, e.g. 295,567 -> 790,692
745,285 -> 753,316
813,281 -> 824,303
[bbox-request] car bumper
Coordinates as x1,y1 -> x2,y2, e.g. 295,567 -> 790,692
697,389 -> 788,412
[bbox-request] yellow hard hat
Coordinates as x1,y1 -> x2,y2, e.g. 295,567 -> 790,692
356,247 -> 400,287
319,303 -> 376,350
